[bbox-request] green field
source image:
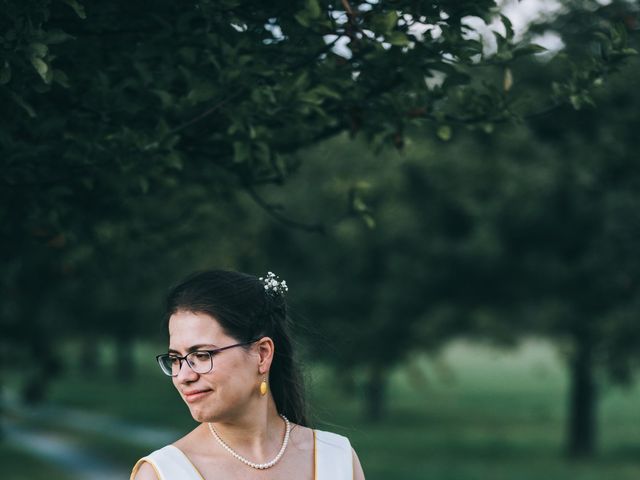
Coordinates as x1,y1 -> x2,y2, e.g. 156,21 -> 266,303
4,339 -> 640,479
0,443 -> 75,480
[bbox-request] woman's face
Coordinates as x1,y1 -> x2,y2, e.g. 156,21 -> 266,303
168,310 -> 260,423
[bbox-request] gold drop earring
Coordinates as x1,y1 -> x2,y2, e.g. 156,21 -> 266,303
260,377 -> 268,396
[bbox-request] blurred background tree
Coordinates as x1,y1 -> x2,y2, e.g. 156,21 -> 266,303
1,0 -> 639,470
246,0 -> 640,458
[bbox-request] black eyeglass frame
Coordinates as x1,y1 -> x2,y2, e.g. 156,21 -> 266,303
156,340 -> 258,377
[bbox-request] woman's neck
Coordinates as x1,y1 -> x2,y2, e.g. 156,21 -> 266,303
208,397 -> 284,461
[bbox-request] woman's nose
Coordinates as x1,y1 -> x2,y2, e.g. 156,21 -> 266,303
176,359 -> 199,381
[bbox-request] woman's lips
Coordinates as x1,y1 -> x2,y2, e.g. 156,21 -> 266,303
184,389 -> 212,403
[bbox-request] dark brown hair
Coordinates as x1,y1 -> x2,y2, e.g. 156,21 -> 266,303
164,270 -> 308,426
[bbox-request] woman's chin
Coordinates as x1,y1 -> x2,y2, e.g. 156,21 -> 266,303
189,406 -> 219,424
189,408 -> 209,423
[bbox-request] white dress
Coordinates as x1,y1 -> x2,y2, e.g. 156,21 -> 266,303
130,429 -> 353,480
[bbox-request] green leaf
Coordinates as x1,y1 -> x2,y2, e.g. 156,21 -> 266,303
513,44 -> 547,58
353,196 -> 367,212
186,82 -> 217,104
30,57 -> 49,82
292,72 -> 310,90
44,29 -> 75,44
482,123 -> 494,134
29,42 -> 49,58
294,12 -> 311,27
0,62 -> 11,85
160,134 -> 180,150
305,0 -> 321,18
10,92 -> 36,117
503,68 -> 513,92
371,11 -> 398,34
33,81 -> 51,93
310,84 -> 342,100
165,152 -> 183,170
437,125 -> 452,141
62,0 -> 87,19
500,15 -> 514,41
300,85 -> 342,105
233,141 -> 251,163
152,89 -> 173,108
387,32 -> 410,47
295,0 -> 321,27
593,31 -> 611,45
255,142 -> 271,164
53,69 -> 70,88
44,68 -> 54,84
139,177 -> 149,194
569,93 -> 595,110
442,71 -> 471,88
362,213 -> 376,229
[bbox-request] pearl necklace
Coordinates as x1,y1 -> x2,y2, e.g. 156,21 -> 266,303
207,414 -> 291,470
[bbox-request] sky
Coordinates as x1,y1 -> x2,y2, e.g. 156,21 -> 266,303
324,0 -> 569,59
457,0 -> 567,57
497,0 -> 565,50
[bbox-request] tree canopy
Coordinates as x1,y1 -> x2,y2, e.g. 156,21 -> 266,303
1,0 -> 638,437
2,0 -> 634,233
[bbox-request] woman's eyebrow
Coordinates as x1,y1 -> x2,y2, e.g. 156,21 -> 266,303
168,344 -> 218,354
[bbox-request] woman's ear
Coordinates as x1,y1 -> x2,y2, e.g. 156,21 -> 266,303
256,337 -> 275,375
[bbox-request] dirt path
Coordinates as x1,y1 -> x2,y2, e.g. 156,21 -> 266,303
3,397 -> 180,479
7,401 -> 179,448
4,419 -> 130,480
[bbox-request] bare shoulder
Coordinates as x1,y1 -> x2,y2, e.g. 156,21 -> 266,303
352,447 -> 365,480
172,424 -> 206,454
131,461 -> 159,480
289,423 -> 315,451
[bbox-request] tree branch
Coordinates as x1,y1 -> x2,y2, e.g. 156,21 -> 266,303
243,183 -> 326,234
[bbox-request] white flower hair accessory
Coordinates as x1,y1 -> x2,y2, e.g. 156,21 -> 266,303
259,271 -> 288,296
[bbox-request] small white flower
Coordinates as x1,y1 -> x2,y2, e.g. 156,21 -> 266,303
260,271 -> 288,296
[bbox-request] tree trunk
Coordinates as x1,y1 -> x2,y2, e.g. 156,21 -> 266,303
80,337 -> 100,377
567,335 -> 597,457
22,334 -> 61,404
0,374 -> 4,440
337,369 -> 357,396
365,365 -> 387,422
115,335 -> 134,383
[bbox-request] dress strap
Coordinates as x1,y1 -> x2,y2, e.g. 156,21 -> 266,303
314,430 -> 353,480
130,445 -> 205,480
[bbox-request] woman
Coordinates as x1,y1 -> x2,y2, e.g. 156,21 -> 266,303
130,270 -> 366,480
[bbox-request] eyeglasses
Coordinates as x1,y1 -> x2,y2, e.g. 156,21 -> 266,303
156,340 -> 256,377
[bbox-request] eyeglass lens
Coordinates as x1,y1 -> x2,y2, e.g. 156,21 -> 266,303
159,351 -> 213,376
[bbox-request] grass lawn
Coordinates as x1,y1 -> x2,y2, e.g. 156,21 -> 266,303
5,338 -> 640,480
0,442 -> 75,480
